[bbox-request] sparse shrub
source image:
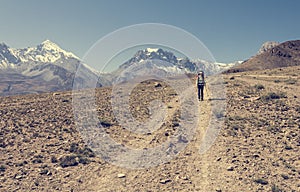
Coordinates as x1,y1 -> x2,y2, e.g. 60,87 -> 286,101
281,174 -> 289,180
215,111 -> 225,119
254,84 -> 265,90
271,184 -> 283,192
274,80 -> 280,83
227,115 -> 247,121
16,161 -> 25,167
78,155 -> 90,164
32,158 -> 43,164
59,155 -> 78,168
0,165 -> 6,172
51,156 -> 58,163
66,144 -> 95,166
266,126 -> 280,133
69,142 -> 79,153
285,78 -> 297,85
282,161 -> 296,171
78,147 -> 96,158
229,123 -> 245,136
295,106 -> 300,112
254,178 -> 268,185
261,92 -> 286,101
99,118 -> 113,127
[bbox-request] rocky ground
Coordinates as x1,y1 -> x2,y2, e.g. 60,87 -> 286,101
0,66 -> 299,191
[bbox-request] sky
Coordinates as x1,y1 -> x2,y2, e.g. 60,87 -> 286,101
1,0 -> 300,65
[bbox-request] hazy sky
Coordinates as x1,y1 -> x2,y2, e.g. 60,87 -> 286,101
1,0 -> 300,63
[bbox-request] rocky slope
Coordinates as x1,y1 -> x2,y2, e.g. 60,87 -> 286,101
226,40 -> 300,73
257,41 -> 279,55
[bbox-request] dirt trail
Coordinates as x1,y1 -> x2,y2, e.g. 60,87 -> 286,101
164,79 -> 213,191
85,78 -> 215,192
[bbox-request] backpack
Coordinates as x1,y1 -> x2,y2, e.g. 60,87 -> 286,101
197,74 -> 205,86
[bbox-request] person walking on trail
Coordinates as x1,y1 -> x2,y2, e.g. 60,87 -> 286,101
197,71 -> 205,101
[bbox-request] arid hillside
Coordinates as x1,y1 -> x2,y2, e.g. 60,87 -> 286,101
226,40 -> 300,73
0,66 -> 299,191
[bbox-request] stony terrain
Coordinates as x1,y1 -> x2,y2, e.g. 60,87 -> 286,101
0,66 -> 299,191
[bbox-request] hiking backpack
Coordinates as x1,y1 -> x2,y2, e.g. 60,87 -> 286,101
197,73 -> 205,86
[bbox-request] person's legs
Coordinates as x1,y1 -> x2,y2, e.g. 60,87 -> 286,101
197,86 -> 200,100
201,86 -> 204,101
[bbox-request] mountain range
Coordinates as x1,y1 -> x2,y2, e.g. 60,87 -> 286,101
0,41 -> 237,96
2,39 -> 298,96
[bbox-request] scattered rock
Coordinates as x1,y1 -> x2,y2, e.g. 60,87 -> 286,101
117,173 -> 126,178
281,174 -> 289,180
15,175 -> 23,179
159,179 -> 171,184
182,176 -> 189,180
154,83 -> 162,88
254,178 -> 268,185
227,166 -> 234,171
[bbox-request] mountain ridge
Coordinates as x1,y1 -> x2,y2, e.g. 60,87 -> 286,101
225,40 -> 300,73
118,47 -> 236,76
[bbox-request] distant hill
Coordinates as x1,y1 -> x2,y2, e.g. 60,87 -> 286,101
225,40 -> 300,73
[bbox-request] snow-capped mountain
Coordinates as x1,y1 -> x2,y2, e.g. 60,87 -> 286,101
117,48 -> 237,76
0,40 -> 101,96
0,40 -> 79,68
0,41 -> 239,96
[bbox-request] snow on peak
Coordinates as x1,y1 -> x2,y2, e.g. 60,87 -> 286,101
39,39 -> 63,51
37,39 -> 79,60
7,40 -> 80,63
146,48 -> 159,52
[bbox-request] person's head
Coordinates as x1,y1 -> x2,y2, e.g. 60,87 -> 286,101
198,71 -> 204,77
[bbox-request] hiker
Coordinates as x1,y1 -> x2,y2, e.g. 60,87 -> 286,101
196,71 -> 205,101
